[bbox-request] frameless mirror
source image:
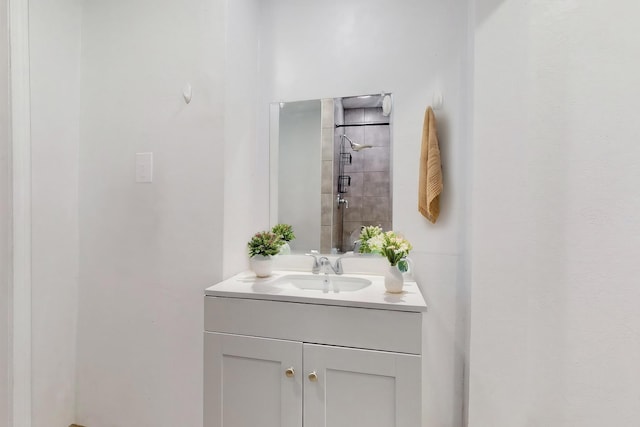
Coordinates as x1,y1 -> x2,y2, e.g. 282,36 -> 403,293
270,94 -> 393,254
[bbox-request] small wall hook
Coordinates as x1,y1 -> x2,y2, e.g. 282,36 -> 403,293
432,92 -> 444,110
183,83 -> 192,104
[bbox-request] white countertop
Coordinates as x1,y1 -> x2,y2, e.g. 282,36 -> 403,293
205,270 -> 427,312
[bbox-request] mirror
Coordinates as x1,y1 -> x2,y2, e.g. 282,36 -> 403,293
270,94 -> 393,254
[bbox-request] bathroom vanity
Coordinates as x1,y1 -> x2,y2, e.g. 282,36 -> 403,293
204,270 -> 427,427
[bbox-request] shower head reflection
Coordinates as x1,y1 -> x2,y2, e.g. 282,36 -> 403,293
341,134 -> 373,152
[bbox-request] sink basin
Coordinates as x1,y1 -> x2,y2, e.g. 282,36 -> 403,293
276,274 -> 372,292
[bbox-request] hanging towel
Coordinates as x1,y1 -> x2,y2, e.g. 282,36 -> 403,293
418,106 -> 443,223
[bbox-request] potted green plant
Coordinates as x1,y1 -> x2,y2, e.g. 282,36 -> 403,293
271,223 -> 295,255
247,231 -> 283,277
358,227 -> 412,293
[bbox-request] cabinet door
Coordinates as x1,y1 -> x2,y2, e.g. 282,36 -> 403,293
204,332 -> 302,427
303,344 -> 421,427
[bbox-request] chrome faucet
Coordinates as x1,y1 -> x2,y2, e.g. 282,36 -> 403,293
305,251 -> 344,275
319,257 -> 343,275
306,251 -> 322,274
337,196 -> 349,209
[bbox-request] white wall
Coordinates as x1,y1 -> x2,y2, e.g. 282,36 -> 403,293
469,1 -> 640,426
0,0 -> 9,421
259,1 -> 470,425
75,0 -> 226,425
222,0 -> 262,277
29,0 -> 82,425
278,101 -> 322,252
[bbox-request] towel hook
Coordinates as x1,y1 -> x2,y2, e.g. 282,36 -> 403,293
432,92 -> 444,110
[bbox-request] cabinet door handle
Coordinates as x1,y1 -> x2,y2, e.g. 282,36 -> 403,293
285,367 -> 295,378
308,371 -> 318,382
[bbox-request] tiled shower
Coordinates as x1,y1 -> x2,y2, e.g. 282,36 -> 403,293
331,103 -> 392,252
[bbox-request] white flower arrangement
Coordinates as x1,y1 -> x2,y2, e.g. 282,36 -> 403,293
357,226 -> 412,267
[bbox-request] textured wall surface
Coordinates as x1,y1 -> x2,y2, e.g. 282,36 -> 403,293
0,0 -> 9,421
222,0 -> 263,277
469,1 -> 640,426
75,0 -> 226,425
29,0 -> 82,425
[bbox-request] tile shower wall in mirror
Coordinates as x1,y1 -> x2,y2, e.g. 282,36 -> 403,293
332,97 -> 392,253
320,99 -> 335,253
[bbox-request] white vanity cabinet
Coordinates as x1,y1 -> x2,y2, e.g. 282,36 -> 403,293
204,333 -> 302,427
204,293 -> 424,427
302,343 -> 421,427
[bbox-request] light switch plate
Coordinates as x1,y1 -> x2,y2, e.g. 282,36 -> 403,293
136,152 -> 153,183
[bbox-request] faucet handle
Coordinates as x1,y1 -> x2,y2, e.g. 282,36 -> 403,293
337,197 -> 349,209
305,250 -> 319,259
305,251 -> 321,274
334,257 -> 344,275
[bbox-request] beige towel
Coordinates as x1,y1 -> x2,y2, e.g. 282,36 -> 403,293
418,107 -> 443,223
